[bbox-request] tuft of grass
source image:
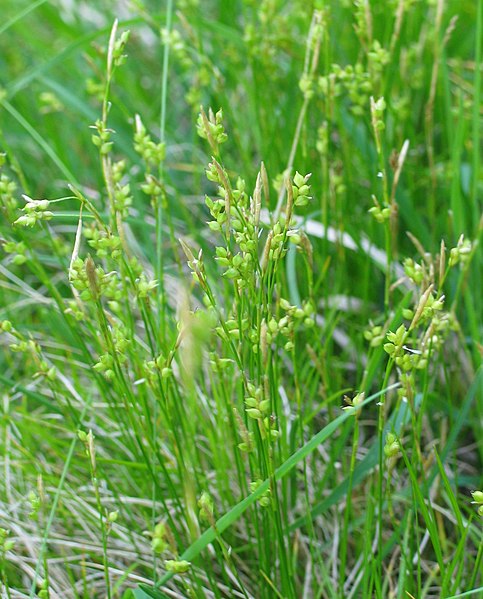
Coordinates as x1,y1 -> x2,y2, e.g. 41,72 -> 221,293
0,1 -> 481,598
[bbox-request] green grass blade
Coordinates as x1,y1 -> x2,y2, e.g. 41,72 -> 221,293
0,0 -> 48,37
290,387 -> 414,530
140,384 -> 399,592
0,99 -> 79,185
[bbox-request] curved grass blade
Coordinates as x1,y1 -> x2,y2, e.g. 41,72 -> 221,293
0,99 -> 79,185
132,587 -> 170,599
0,0 -> 48,37
6,17 -> 144,99
290,388 -> 417,531
445,587 -> 483,599
135,383 -> 398,593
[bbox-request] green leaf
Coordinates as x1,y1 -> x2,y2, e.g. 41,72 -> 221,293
290,390 -> 416,531
132,585 -> 170,599
136,383 -> 398,593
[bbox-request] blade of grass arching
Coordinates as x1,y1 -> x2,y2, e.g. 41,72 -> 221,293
37,74 -> 97,120
136,384 -> 398,593
372,371 -> 481,551
397,370 -> 482,510
96,457 -> 149,470
445,588 -> 483,599
195,15 -> 245,49
303,388 -> 352,425
113,563 -> 153,597
5,17 -> 144,99
131,587 -> 169,599
359,371 -> 481,569
0,0 -> 48,37
0,374 -> 60,413
35,75 -> 142,167
0,126 -> 31,192
0,99 -> 78,185
133,587 -> 170,599
290,386 -> 410,531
